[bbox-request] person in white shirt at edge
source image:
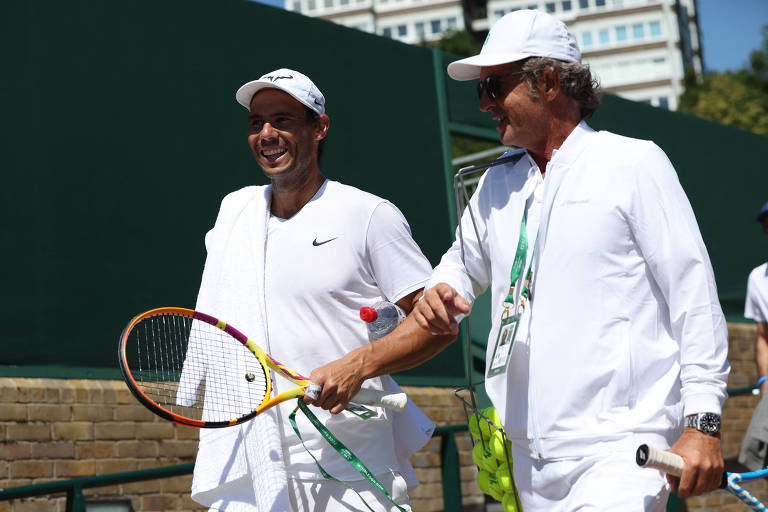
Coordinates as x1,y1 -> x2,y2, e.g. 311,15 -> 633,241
306,10 -> 730,511
189,68 -> 435,512
746,202 -> 768,393
738,201 -> 768,470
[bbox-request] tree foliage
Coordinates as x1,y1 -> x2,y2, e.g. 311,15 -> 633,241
679,26 -> 768,135
418,29 -> 478,57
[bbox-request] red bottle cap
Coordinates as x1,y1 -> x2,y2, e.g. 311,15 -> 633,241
359,307 -> 378,323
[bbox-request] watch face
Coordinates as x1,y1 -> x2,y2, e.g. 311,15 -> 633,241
699,413 -> 721,434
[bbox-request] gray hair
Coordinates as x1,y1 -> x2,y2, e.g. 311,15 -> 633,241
520,57 -> 602,119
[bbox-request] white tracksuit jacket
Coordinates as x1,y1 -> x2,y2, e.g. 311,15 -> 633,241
428,121 -> 730,460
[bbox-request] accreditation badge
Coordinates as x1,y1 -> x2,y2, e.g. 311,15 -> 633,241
487,307 -> 519,377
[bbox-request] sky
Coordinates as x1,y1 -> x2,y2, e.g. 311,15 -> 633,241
696,0 -> 767,73
251,0 -> 768,74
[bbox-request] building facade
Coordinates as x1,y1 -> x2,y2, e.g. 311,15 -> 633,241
286,0 -> 703,110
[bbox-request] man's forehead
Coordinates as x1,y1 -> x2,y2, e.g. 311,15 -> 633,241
248,88 -> 305,115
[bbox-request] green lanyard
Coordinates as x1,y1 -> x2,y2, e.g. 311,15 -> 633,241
289,400 -> 407,512
504,210 -> 536,307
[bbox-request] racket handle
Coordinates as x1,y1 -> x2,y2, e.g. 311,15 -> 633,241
636,444 -> 684,476
351,389 -> 408,412
304,383 -> 408,412
636,444 -> 728,489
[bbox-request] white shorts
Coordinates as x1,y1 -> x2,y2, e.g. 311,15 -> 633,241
288,471 -> 411,512
511,446 -> 670,511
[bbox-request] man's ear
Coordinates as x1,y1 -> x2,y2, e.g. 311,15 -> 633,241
542,67 -> 561,101
316,114 -> 330,141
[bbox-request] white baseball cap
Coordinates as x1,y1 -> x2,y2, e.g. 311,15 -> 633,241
447,10 -> 581,81
235,68 -> 326,114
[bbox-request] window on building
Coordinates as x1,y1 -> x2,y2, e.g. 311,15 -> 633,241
579,0 -> 589,7
447,17 -> 457,28
431,19 -> 441,33
658,96 -> 669,109
595,0 -> 605,6
649,21 -> 662,37
397,24 -> 407,36
545,2 -> 556,12
615,25 -> 627,42
324,0 -> 333,8
582,31 -> 593,47
340,0 -> 348,5
528,4 -> 538,10
415,21 -> 425,36
598,28 -> 609,44
562,0 -> 572,10
652,57 -> 666,64
383,27 -> 392,38
495,9 -> 505,19
632,23 -> 644,39
292,0 -> 301,10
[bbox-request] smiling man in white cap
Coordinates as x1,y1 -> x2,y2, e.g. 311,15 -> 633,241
186,68 -> 434,512
308,10 -> 730,511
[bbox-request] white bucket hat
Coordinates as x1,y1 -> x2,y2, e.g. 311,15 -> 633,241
235,68 -> 326,114
447,9 -> 581,81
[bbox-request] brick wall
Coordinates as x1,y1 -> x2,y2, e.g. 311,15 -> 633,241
0,322 -> 763,511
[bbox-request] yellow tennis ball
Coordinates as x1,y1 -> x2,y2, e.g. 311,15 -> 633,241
470,411 -> 493,440
502,491 -> 520,512
496,462 -> 514,493
486,405 -> 502,429
487,472 -> 504,501
476,469 -> 491,493
472,442 -> 499,472
468,412 -> 482,440
491,429 -> 512,461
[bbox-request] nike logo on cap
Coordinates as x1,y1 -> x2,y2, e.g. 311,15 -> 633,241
312,237 -> 337,246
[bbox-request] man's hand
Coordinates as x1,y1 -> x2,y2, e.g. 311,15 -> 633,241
411,283 -> 471,336
304,353 -> 366,415
667,428 -> 724,498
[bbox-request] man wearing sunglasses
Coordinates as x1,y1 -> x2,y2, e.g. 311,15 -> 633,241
307,8 -> 729,511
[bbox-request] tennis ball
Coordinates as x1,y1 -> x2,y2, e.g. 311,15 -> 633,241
496,462 -> 514,493
469,411 -> 492,441
486,405 -> 502,429
490,429 -> 512,462
502,491 -> 520,512
472,442 -> 499,473
487,472 -> 504,501
476,469 -> 491,493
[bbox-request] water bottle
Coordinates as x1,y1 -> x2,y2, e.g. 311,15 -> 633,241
359,301 -> 406,340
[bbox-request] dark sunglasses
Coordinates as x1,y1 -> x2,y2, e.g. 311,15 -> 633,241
477,71 -> 526,100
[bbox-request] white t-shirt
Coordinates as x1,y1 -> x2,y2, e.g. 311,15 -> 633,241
264,179 -> 432,480
746,262 -> 768,323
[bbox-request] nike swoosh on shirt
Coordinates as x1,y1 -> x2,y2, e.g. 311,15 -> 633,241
312,237 -> 338,246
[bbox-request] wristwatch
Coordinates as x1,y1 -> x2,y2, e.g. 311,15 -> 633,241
685,412 -> 721,435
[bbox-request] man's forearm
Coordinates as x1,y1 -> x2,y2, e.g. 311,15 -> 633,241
352,314 -> 456,379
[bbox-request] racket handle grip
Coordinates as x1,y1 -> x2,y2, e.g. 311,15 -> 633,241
304,383 -> 408,412
636,444 -> 684,476
352,389 -> 408,412
636,444 -> 728,489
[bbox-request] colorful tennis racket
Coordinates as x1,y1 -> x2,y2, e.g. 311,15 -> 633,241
117,307 -> 408,428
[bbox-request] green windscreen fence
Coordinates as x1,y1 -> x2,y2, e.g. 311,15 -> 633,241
1,0 -> 462,384
3,1 -> 767,384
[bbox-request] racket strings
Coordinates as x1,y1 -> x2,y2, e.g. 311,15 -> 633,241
127,313 -> 269,423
